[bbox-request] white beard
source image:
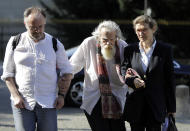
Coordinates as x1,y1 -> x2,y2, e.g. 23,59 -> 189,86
101,45 -> 116,60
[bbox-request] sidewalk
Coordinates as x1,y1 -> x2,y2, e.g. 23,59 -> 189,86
0,80 -> 190,131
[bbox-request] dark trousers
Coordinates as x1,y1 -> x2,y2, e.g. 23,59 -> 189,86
84,99 -> 126,131
129,101 -> 161,131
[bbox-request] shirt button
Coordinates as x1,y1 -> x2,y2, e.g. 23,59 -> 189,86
37,59 -> 42,64
144,75 -> 146,79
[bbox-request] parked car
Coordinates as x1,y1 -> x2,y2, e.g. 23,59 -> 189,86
66,46 -> 190,107
173,60 -> 190,87
65,46 -> 84,106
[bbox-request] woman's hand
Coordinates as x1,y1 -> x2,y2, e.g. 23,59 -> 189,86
134,78 -> 145,88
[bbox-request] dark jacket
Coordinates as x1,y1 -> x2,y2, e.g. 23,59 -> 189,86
121,41 -> 176,123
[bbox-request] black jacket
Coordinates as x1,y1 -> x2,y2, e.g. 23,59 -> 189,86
121,41 -> 176,123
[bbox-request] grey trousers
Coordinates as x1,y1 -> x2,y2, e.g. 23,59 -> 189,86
11,102 -> 57,131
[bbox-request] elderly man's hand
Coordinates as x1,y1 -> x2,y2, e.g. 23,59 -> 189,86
58,73 -> 73,94
54,95 -> 65,109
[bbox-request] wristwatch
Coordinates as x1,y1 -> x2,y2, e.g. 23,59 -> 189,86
58,92 -> 65,98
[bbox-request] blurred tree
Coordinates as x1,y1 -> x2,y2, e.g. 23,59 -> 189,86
38,0 -> 144,48
38,0 -> 145,20
39,0 -> 118,19
38,0 -> 190,59
148,0 -> 190,20
39,0 -> 190,20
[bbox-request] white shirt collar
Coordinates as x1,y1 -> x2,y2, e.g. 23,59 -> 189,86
139,40 -> 157,72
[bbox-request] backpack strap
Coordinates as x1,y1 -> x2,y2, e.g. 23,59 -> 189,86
12,34 -> 21,51
52,37 -> 57,52
12,34 -> 57,52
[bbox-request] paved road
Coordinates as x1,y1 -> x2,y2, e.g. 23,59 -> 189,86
0,80 -> 190,131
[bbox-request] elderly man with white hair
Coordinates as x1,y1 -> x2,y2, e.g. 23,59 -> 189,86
70,20 -> 128,131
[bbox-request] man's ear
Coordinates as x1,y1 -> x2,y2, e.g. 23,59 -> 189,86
24,18 -> 26,25
24,23 -> 27,29
24,20 -> 28,29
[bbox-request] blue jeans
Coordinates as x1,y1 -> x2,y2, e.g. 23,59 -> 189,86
11,102 -> 57,131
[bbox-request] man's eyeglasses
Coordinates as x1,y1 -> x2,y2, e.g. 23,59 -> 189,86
28,25 -> 45,31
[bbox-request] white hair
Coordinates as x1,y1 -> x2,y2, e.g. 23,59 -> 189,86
92,20 -> 125,40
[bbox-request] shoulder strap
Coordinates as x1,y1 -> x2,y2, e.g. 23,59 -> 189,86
12,34 -> 21,51
52,37 -> 57,52
12,34 -> 57,52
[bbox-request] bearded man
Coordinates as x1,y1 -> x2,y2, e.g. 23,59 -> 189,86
69,20 -> 128,131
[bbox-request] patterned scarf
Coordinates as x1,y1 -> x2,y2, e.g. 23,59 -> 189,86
96,42 -> 122,119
